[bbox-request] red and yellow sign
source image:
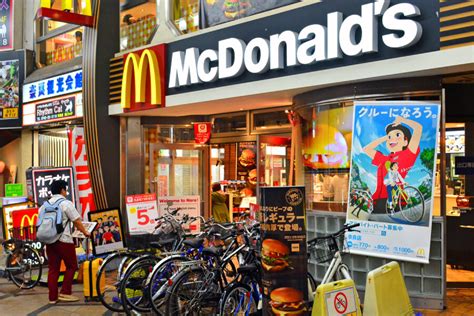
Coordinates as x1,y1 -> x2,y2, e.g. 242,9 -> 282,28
10,208 -> 39,240
121,45 -> 167,111
38,0 -> 93,27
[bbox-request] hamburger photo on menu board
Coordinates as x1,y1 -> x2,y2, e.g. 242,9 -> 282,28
269,287 -> 306,315
261,239 -> 290,272
239,148 -> 256,168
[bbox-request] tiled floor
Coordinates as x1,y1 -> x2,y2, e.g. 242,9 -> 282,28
447,265 -> 474,283
418,289 -> 474,315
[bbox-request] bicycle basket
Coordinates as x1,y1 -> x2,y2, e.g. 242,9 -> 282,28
309,234 -> 346,264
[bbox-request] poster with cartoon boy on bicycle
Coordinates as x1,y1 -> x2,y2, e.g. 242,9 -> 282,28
347,101 -> 440,263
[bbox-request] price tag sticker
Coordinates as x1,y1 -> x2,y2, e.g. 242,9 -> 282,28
3,108 -> 18,119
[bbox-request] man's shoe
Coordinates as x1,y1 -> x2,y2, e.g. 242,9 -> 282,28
49,300 -> 58,304
59,294 -> 80,302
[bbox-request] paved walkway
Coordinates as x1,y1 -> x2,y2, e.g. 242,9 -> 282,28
0,277 -> 473,315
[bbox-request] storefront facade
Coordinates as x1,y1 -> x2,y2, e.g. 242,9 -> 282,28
109,0 -> 474,309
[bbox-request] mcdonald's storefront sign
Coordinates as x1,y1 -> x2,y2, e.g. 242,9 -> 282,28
121,45 -> 167,112
11,208 -> 39,239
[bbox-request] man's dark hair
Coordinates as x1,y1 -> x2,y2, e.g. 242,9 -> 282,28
385,124 -> 412,150
123,14 -> 133,25
212,182 -> 221,192
108,216 -> 113,220
75,30 -> 82,41
97,217 -> 102,221
390,161 -> 399,169
50,180 -> 67,195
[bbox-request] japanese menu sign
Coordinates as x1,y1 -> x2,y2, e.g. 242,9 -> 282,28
71,126 -> 95,219
260,186 -> 307,315
26,167 -> 76,207
0,0 -> 13,51
199,0 -> 298,28
347,101 -> 440,263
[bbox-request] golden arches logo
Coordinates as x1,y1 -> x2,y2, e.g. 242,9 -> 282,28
416,248 -> 425,257
20,214 -> 39,237
121,49 -> 162,109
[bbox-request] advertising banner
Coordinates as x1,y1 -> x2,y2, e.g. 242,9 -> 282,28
36,95 -> 75,122
0,0 -> 13,51
26,167 -> 76,207
11,208 -> 38,239
125,193 -> 159,233
158,195 -> 201,233
193,122 -> 212,144
0,58 -> 19,120
71,126 -> 96,219
5,183 -> 23,197
347,101 -> 440,263
199,0 -> 299,27
260,186 -> 307,315
88,208 -> 125,255
237,141 -> 257,196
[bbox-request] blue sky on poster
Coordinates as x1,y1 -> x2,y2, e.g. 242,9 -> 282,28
351,103 -> 440,193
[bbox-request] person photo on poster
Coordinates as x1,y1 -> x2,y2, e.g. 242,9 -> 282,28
88,208 -> 124,255
348,103 -> 439,227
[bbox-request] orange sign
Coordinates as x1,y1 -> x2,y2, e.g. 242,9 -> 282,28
121,45 -> 167,111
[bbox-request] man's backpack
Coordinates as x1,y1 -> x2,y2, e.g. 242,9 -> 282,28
36,198 -> 67,244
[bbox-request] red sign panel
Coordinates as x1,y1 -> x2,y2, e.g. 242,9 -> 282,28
11,208 -> 39,240
194,122 -> 212,144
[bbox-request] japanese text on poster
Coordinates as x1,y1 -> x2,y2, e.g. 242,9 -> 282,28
347,101 -> 440,263
27,167 -> 76,207
126,193 -> 159,233
260,186 -> 307,315
158,196 -> 201,233
0,0 -> 13,51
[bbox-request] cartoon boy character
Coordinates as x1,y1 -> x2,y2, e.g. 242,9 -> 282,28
363,115 -> 422,212
384,162 -> 406,210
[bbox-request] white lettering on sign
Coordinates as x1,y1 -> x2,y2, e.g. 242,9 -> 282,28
169,0 -> 422,88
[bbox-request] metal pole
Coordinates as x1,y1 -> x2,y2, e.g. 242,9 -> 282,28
440,88 -> 447,310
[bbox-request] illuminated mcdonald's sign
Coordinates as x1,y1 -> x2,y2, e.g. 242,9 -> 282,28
120,45 -> 167,111
37,0 -> 94,27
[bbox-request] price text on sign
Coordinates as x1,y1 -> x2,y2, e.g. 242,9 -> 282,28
3,108 -> 18,118
126,193 -> 159,233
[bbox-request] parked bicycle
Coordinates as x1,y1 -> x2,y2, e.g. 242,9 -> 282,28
1,227 -> 43,289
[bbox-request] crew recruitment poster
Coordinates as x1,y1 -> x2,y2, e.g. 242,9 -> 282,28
347,101 -> 440,263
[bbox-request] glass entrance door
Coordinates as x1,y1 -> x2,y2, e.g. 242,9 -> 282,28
149,143 -> 203,197
258,135 -> 291,187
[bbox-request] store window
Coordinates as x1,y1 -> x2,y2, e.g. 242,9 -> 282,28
212,113 -> 248,135
297,103 -> 353,212
252,108 -> 290,132
120,0 -> 158,51
173,0 -> 200,34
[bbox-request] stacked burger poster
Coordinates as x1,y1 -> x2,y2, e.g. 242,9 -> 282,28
237,142 -> 257,196
260,186 -> 307,315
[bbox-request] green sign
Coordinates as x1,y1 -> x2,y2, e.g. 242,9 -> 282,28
5,184 -> 24,197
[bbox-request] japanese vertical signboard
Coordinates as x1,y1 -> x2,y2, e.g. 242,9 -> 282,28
260,186 -> 307,315
26,167 -> 76,207
125,193 -> 159,233
0,0 -> 13,51
347,101 -> 440,263
71,126 -> 95,219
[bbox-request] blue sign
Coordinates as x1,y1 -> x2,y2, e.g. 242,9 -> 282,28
455,156 -> 474,175
23,70 -> 82,103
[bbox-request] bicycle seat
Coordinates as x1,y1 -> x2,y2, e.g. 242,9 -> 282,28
237,264 -> 258,274
150,238 -> 175,249
202,246 -> 223,257
183,238 -> 204,249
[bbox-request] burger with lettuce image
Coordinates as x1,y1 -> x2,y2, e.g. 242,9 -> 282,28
261,239 -> 290,272
223,0 -> 250,19
269,287 -> 306,315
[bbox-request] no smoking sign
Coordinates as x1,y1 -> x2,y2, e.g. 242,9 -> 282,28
325,287 -> 357,315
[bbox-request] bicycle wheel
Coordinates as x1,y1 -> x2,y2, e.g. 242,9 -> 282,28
7,244 -> 42,289
120,257 -> 158,314
97,252 -> 137,313
307,272 -> 317,300
166,266 -> 220,316
399,186 -> 425,223
148,255 -> 191,315
219,283 -> 258,316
